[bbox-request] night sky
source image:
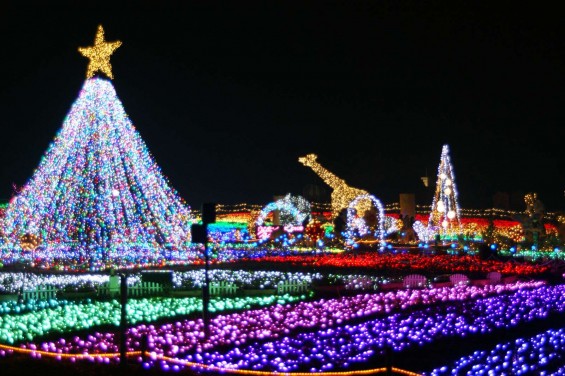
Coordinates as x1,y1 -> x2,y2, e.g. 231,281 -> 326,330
1,1 -> 564,211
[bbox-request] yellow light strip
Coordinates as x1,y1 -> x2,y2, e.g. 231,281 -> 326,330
0,345 -> 422,376
0,343 -> 135,359
157,354 -> 422,376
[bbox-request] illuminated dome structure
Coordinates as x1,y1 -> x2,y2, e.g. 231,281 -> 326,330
0,27 -> 194,270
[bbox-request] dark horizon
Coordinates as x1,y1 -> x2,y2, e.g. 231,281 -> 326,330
1,1 -> 564,212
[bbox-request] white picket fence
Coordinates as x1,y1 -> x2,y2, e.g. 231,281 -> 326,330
97,281 -> 165,297
128,282 -> 164,297
277,280 -> 309,294
450,273 -> 470,286
210,281 -> 237,296
403,274 -> 427,289
15,279 -> 318,301
22,285 -> 58,301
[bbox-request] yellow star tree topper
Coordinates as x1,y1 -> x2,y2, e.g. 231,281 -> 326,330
78,25 -> 122,79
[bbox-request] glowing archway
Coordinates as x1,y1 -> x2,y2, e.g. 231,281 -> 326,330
344,194 -> 385,250
255,195 -> 311,242
256,194 -> 310,227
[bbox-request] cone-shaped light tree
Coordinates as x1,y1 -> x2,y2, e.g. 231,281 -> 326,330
427,144 -> 462,238
0,26 -> 194,269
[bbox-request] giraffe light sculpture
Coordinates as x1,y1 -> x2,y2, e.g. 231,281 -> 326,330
298,154 -> 371,220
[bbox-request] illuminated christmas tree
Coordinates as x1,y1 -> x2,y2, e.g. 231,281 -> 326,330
0,26 -> 194,269
427,144 -> 461,239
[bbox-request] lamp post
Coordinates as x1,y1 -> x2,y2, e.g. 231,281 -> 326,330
119,273 -> 128,368
191,203 -> 216,340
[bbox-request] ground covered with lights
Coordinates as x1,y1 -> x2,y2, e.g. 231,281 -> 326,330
0,253 -> 564,376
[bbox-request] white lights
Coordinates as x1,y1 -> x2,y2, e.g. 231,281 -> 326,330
428,144 -> 462,239
344,194 -> 385,249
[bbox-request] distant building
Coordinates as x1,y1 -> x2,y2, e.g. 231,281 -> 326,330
399,193 -> 416,218
401,175 -> 434,209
